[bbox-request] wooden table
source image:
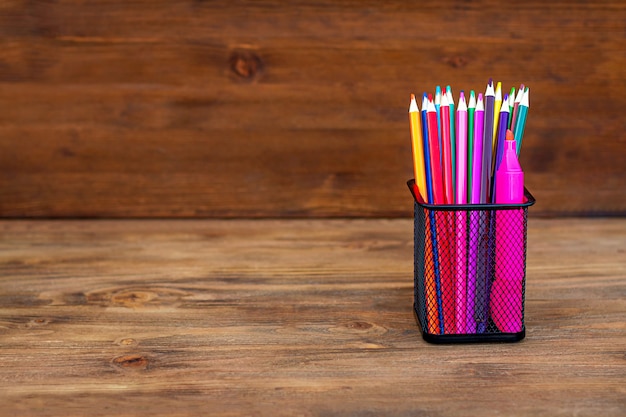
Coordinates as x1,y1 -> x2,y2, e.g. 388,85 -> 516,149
1,218 -> 625,416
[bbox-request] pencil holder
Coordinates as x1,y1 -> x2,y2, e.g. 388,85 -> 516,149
408,179 -> 535,343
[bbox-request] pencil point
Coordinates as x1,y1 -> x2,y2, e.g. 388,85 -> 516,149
515,86 -> 525,103
521,88 -> 529,107
409,94 -> 419,112
441,92 -> 449,107
506,129 -> 514,141
500,94 -> 509,112
468,90 -> 476,108
485,81 -> 495,96
458,92 -> 467,111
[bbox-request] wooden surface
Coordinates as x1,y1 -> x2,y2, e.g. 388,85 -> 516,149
1,0 -> 625,218
1,218 -> 625,416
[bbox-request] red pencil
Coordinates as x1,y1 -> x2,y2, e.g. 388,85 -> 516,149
426,96 -> 444,205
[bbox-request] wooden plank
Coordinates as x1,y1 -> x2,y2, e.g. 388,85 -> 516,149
0,1 -> 625,217
0,218 -> 625,415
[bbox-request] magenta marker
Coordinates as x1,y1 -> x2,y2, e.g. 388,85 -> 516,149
491,130 -> 525,333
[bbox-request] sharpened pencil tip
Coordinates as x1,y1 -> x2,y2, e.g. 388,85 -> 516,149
409,94 -> 419,112
506,129 -> 514,141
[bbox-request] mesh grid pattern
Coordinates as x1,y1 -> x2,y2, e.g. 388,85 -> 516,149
414,202 -> 529,338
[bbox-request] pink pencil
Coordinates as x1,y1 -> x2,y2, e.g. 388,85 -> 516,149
510,84 -> 525,135
455,92 -> 468,334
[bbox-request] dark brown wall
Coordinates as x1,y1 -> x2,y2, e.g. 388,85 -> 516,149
1,1 -> 624,218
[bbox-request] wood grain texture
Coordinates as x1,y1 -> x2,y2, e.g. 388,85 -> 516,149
0,0 -> 625,217
1,218 -> 625,416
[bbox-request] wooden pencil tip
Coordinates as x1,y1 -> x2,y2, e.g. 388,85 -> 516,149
506,129 -> 514,141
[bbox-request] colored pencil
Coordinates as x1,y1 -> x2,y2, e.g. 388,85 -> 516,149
409,94 -> 427,201
510,84 -> 525,134
492,81 -> 502,149
477,80 -> 495,334
513,88 -> 529,155
435,86 -> 442,151
481,80 -> 495,204
507,86 -> 516,129
478,80 -> 495,334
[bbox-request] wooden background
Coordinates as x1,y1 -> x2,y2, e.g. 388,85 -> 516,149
0,0 -> 624,218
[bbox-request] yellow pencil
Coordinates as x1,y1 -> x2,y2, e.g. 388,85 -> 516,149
492,81 -> 502,150
409,94 -> 427,201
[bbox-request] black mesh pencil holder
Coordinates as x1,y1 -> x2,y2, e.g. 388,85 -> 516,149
408,179 -> 535,343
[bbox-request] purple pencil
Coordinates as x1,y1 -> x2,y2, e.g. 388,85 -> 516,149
476,80 -> 495,334
481,80 -> 495,204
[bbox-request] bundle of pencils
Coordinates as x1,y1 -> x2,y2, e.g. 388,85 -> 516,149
408,79 -> 530,337
409,79 -> 529,205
